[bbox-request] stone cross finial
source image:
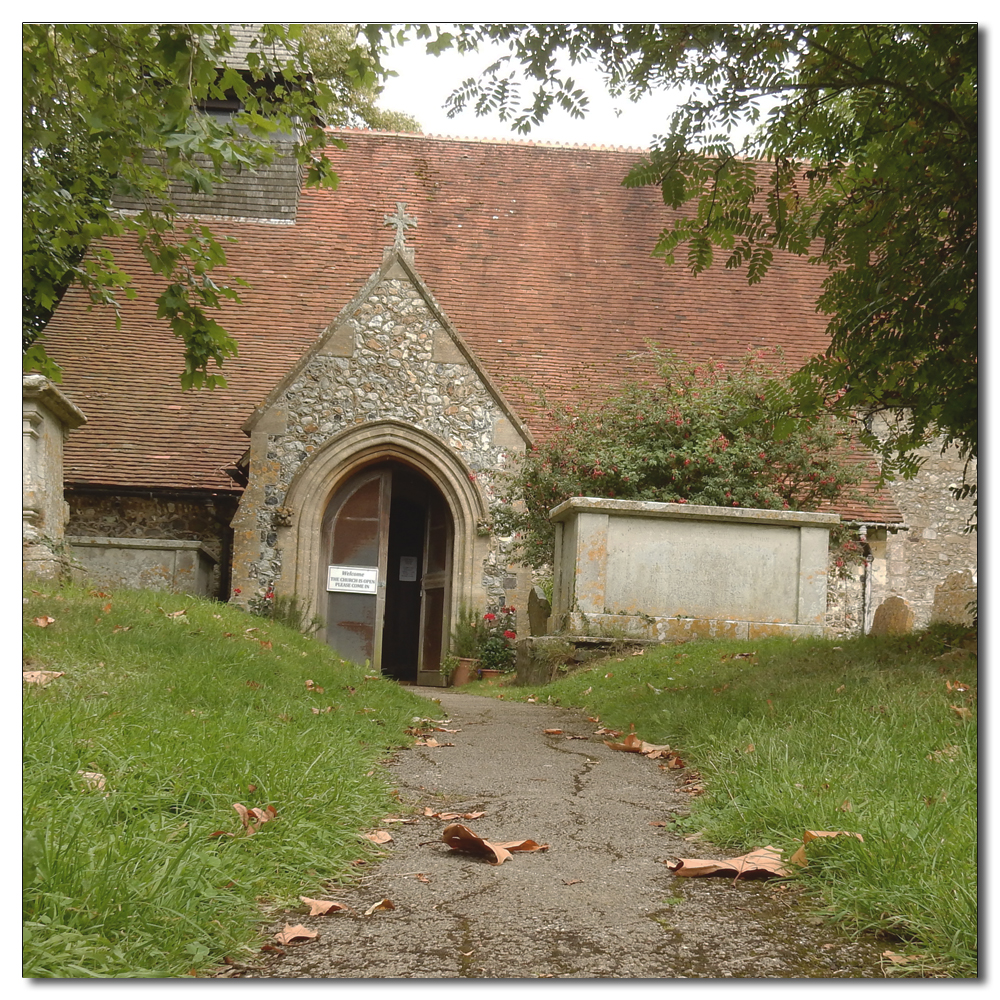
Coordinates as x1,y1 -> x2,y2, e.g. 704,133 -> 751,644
384,201 -> 417,249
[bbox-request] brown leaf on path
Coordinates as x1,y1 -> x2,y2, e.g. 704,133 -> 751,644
441,822 -> 548,865
274,924 -> 318,945
563,878 -> 583,885
543,728 -> 563,734
668,845 -> 792,879
363,830 -> 393,844
649,820 -> 668,827
564,734 -> 588,740
32,616 -> 56,628
789,830 -> 864,867
300,897 -> 351,916
363,898 -> 395,916
604,732 -> 672,756
415,873 -> 431,883
23,670 -> 65,686
882,950 -> 926,966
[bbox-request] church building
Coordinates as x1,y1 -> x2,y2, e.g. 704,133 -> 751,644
26,129 -> 977,679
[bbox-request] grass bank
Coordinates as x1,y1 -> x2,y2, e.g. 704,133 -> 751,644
22,583 -> 429,978
475,628 -> 978,977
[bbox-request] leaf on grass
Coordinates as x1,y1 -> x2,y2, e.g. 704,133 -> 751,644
363,898 -> 395,916
604,732 -> 672,757
950,704 -> 973,721
789,830 -> 864,867
441,822 -> 548,865
837,799 -> 853,812
32,616 -> 56,628
23,670 -> 65,686
77,770 -> 106,791
668,845 -> 792,879
274,924 -> 318,945
232,802 -> 276,836
305,679 -> 325,694
311,706 -> 334,714
159,608 -> 188,619
882,950 -> 926,966
300,897 -> 351,916
112,624 -> 132,633
363,830 -> 393,844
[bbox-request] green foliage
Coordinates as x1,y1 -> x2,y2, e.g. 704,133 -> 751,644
497,348 -> 861,569
22,23 -> 386,387
301,24 -> 420,132
494,627 -> 979,976
22,583 -> 427,978
419,23 -> 978,494
249,590 -> 324,636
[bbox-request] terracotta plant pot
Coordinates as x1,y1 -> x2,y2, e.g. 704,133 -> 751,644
478,668 -> 502,680
451,658 -> 477,687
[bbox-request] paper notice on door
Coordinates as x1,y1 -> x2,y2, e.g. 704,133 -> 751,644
399,556 -> 418,582
327,565 -> 379,593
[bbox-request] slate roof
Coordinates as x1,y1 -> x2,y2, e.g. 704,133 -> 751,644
41,129 -> 903,523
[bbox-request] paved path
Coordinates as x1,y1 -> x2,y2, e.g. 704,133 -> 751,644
248,688 -> 887,979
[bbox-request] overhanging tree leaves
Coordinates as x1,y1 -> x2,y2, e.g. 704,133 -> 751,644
429,23 -> 977,489
22,23 -> 386,388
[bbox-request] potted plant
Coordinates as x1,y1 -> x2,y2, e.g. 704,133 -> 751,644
441,653 -> 476,687
448,605 -> 481,685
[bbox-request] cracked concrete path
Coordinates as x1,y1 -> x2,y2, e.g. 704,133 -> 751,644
247,688 -> 888,979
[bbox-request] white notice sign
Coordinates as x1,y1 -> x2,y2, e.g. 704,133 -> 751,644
327,565 -> 379,594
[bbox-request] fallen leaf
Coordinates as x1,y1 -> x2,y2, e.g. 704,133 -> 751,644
305,679 -> 325,694
22,670 -> 65,686
649,821 -> 669,827
415,873 -> 430,884
604,733 -> 672,757
259,640 -> 273,650
363,898 -> 395,916
789,830 -> 865,867
668,845 -> 792,879
562,878 -> 583,885
112,624 -> 132,633
744,743 -> 755,753
299,897 -> 351,916
564,734 -> 588,740
441,823 -> 549,865
77,770 -> 106,791
835,685 -> 845,694
431,810 -> 486,821
543,728 -> 563,735
837,800 -> 853,812
882,950 -> 926,965
232,802 -> 276,836
246,680 -> 261,689
274,924 -> 318,945
32,616 -> 56,628
950,704 -> 973,721
363,830 -> 393,844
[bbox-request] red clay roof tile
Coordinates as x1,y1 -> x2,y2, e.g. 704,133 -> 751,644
41,130 -> 902,523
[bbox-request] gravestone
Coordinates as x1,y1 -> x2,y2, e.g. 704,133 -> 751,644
869,596 -> 915,636
930,571 -> 977,625
527,586 -> 551,637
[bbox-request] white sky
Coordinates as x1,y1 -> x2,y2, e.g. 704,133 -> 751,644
378,35 -> 684,149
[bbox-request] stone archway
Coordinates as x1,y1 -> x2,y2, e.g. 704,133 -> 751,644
279,421 -> 491,682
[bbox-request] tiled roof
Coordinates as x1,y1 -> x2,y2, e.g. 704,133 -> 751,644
42,129 -> 903,523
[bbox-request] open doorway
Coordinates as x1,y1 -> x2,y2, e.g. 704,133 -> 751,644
320,461 -> 452,682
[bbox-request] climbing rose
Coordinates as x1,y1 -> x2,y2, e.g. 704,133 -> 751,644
483,613 -> 496,621
504,630 -> 517,640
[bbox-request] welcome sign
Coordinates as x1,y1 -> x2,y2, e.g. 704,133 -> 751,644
327,565 -> 379,594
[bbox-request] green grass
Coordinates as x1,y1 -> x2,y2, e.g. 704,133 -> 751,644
22,582 -> 429,978
484,628 -> 978,977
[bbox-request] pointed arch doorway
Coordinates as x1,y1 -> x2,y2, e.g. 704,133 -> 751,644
321,460 -> 452,682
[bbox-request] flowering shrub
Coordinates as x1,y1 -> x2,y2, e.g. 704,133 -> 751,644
496,348 -> 863,569
476,606 -> 518,673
